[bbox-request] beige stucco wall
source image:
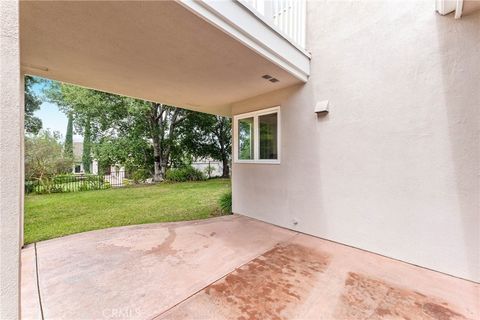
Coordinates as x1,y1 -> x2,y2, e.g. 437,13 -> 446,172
232,0 -> 479,282
0,0 -> 22,318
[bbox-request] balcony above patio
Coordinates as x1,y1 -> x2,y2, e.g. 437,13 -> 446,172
20,0 -> 311,116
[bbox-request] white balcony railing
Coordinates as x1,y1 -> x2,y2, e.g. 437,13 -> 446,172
245,0 -> 306,49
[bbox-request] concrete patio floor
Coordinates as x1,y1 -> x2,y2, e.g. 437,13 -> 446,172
22,215 -> 478,320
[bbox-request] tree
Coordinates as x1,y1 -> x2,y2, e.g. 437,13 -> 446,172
46,82 -> 130,172
215,116 -> 232,178
25,130 -> 73,183
45,83 -> 187,181
93,135 -> 154,175
45,82 -> 123,138
64,113 -> 74,160
82,121 -> 92,173
181,113 -> 231,178
44,81 -> 232,182
147,103 -> 187,181
24,76 -> 43,134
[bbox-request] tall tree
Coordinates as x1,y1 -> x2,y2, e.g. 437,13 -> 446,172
181,113 -> 231,178
45,82 -> 190,181
82,120 -> 92,173
216,116 -> 232,178
93,135 -> 154,175
24,76 -> 43,134
148,103 -> 187,182
46,82 -> 126,170
64,113 -> 74,160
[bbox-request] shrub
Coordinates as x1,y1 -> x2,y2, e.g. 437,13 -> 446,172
25,174 -> 111,194
24,130 -> 74,181
166,166 -> 206,182
53,174 -> 102,184
79,181 -> 97,192
53,174 -> 76,184
131,169 -> 151,183
49,185 -> 64,193
219,191 -> 232,214
83,174 -> 103,183
123,179 -> 133,186
25,181 -> 36,194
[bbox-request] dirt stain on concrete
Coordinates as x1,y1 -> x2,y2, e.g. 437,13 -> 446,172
423,303 -> 466,320
147,227 -> 177,256
335,272 -> 470,320
204,243 -> 330,320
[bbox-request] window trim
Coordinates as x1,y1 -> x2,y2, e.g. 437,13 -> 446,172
233,106 -> 281,164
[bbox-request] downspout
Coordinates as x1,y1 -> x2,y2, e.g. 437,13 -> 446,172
455,0 -> 464,19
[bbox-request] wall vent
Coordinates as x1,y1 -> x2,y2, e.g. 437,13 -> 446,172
262,74 -> 279,83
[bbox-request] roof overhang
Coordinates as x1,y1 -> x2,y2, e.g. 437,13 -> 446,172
20,0 -> 310,116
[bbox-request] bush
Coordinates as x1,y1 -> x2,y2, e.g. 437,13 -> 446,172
219,191 -> 232,214
79,182 -> 91,192
53,174 -> 102,184
25,174 -> 111,194
131,169 -> 151,183
49,185 -> 64,193
123,179 -> 133,186
83,174 -> 103,183
25,181 -> 36,194
53,174 -> 76,184
166,166 -> 206,182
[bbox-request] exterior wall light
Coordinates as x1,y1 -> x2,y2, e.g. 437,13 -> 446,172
315,100 -> 329,114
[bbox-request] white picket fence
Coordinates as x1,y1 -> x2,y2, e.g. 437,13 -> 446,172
246,0 -> 307,49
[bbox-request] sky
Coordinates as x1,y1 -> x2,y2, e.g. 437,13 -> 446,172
32,82 -> 83,142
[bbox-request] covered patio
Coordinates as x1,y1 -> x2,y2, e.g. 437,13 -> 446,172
2,1 -> 479,318
22,215 -> 478,320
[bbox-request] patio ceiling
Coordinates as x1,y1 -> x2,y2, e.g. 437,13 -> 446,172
20,1 -> 307,116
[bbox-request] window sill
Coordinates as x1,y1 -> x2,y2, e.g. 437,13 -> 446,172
234,160 -> 281,165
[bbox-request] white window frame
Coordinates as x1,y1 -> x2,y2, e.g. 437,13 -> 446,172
233,106 -> 281,164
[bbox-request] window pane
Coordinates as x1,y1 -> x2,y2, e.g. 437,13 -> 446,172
238,117 -> 254,160
259,112 -> 278,160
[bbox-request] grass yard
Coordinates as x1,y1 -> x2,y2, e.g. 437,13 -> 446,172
24,179 -> 231,245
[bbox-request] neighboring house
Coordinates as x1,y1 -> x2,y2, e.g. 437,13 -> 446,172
72,141 -> 124,176
72,141 -> 98,175
2,1 -> 479,316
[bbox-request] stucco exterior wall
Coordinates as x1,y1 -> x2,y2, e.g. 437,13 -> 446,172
0,0 -> 22,318
232,1 -> 479,282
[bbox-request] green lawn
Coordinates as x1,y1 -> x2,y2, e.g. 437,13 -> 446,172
24,179 -> 231,245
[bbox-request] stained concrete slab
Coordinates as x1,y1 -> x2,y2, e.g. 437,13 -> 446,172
22,215 -> 479,320
22,215 -> 295,319
159,233 -> 479,320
